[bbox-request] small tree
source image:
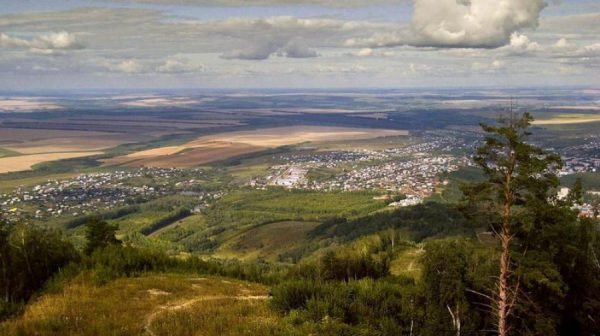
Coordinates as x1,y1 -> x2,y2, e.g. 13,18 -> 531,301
462,111 -> 562,335
84,218 -> 121,255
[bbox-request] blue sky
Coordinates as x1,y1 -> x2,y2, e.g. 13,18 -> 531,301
0,0 -> 599,89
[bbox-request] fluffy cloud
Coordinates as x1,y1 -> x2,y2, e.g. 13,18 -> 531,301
96,56 -> 205,74
411,0 -> 546,48
346,0 -> 547,49
217,17 -> 352,60
356,48 -> 373,57
0,31 -> 82,55
109,59 -> 145,73
497,33 -> 540,55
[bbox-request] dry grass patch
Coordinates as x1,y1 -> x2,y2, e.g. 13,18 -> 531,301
0,274 -> 271,336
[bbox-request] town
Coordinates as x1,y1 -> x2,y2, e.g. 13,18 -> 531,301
0,167 -> 220,222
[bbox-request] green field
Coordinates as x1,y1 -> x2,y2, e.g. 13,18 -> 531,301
215,221 -> 321,262
213,188 -> 386,223
0,148 -> 22,159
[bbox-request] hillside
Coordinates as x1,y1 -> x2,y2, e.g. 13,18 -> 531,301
214,221 -> 321,262
0,274 -> 275,336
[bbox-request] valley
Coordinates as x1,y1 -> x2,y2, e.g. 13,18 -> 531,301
1,89 -> 599,335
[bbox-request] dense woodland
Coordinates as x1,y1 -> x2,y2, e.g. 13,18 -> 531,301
1,113 -> 599,335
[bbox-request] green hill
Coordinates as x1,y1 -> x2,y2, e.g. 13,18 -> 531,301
0,274 -> 276,336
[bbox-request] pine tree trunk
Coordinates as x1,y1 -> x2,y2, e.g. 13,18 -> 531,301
498,232 -> 510,336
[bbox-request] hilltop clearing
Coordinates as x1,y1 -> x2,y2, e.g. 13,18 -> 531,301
0,274 -> 275,336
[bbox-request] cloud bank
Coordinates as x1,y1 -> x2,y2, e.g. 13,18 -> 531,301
0,31 -> 82,55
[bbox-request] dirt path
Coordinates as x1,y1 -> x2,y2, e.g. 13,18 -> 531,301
144,295 -> 269,336
407,247 -> 425,272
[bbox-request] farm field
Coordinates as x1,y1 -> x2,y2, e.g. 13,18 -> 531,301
0,151 -> 103,174
0,128 -> 118,143
531,113 -> 600,125
103,126 -> 407,169
198,126 -> 408,147
102,141 -> 265,168
215,221 -> 321,262
2,134 -> 145,154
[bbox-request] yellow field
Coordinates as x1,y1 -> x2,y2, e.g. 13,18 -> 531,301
0,152 -> 102,174
0,98 -> 61,111
548,106 -> 600,111
532,113 -> 600,125
198,126 -> 408,147
104,126 -> 407,169
102,141 -> 264,168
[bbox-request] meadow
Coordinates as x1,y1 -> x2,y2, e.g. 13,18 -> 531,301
0,273 -> 274,336
215,221 -> 321,262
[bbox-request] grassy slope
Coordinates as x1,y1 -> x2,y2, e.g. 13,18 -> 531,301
218,189 -> 386,221
389,245 -> 425,279
214,221 -> 321,262
150,214 -> 206,237
0,274 -> 276,336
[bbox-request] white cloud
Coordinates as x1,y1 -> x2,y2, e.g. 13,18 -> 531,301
282,39 -> 319,58
553,38 -> 578,50
347,0 -> 547,49
0,31 -> 82,55
411,0 -> 546,47
156,57 -> 204,73
498,33 -> 540,55
216,17 -> 352,60
471,59 -> 505,73
409,63 -> 432,74
315,64 -> 368,73
108,59 -> 145,73
356,48 -> 373,57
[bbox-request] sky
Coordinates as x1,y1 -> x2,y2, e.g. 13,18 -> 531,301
0,0 -> 599,90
